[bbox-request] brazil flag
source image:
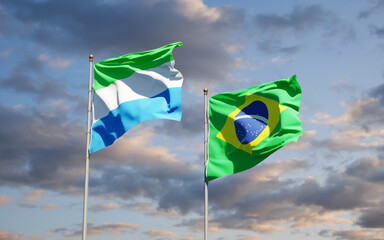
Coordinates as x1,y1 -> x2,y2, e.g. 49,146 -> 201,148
207,75 -> 302,181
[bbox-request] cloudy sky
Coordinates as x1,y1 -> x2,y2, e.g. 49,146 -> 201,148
0,0 -> 384,239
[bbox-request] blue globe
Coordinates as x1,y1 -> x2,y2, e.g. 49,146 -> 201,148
234,101 -> 268,144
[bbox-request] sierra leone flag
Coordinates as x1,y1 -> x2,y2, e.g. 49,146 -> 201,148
207,75 -> 303,181
90,42 -> 183,153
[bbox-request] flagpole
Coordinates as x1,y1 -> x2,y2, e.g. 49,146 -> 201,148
82,54 -> 94,240
203,88 -> 209,240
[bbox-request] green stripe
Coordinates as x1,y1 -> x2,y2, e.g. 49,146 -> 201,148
93,42 -> 182,91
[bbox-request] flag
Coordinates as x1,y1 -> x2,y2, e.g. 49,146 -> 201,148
90,42 -> 183,153
206,75 -> 302,181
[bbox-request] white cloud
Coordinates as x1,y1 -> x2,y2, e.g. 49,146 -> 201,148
271,56 -> 287,63
224,43 -> 244,53
234,57 -> 253,69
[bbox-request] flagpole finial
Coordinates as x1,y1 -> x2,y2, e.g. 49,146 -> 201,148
89,54 -> 94,62
203,88 -> 208,95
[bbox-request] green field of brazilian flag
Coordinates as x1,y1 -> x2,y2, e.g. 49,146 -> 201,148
207,75 -> 303,181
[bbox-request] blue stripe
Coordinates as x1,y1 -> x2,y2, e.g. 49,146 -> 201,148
90,87 -> 182,153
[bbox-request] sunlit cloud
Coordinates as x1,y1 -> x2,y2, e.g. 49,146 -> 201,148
0,230 -> 46,240
315,127 -> 384,151
237,234 -> 261,240
65,223 -> 139,237
41,203 -> 63,210
175,0 -> 221,22
331,228 -> 384,240
19,189 -> 45,205
37,54 -> 72,70
145,229 -> 178,238
176,218 -> 224,234
0,195 -> 13,206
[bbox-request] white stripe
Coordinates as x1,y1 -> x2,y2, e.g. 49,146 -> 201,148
234,115 -> 268,124
93,61 -> 183,122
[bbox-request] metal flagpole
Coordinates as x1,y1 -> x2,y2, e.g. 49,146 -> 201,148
203,88 -> 209,240
82,54 -> 94,240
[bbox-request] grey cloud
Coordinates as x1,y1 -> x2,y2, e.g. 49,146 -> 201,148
312,138 -> 362,152
293,157 -> 384,228
344,83 -> 384,125
0,105 -> 79,149
370,26 -> 384,38
91,135 -> 199,181
358,0 -> 384,19
77,141 -> 202,214
358,209 -> 384,228
2,101 -> 383,233
255,39 -> 304,55
323,82 -> 384,126
229,192 -> 295,222
157,176 -> 202,215
1,0 -> 246,84
279,44 -> 303,54
199,157 -> 384,233
253,4 -> 330,34
348,98 -> 384,126
293,174 -> 372,210
209,159 -> 311,209
319,229 -> 331,238
370,83 -> 384,104
0,105 -> 85,193
90,166 -> 168,200
100,159 -> 309,217
1,70 -> 68,101
331,79 -> 357,94
0,52 -> 70,101
0,102 -> 204,214
83,164 -> 201,218
159,103 -> 204,137
346,157 -> 384,183
252,4 -> 355,54
175,161 -> 312,232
